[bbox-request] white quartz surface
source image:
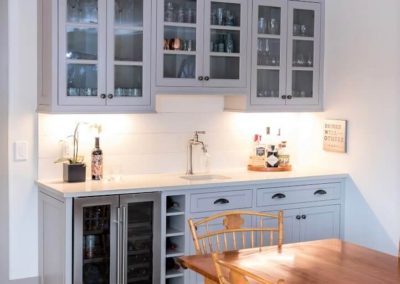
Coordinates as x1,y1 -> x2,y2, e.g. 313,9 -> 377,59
37,168 -> 348,198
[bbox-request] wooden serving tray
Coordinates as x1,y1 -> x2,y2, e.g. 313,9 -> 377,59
247,164 -> 292,172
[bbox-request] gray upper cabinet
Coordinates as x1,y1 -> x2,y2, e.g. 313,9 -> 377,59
38,0 -> 153,113
225,0 -> 324,112
154,0 -> 249,94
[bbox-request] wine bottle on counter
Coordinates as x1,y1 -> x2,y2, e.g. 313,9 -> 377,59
91,137 -> 103,180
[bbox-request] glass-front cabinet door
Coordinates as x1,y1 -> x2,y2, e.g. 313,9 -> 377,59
74,196 -> 119,284
120,193 -> 161,284
106,0 -> 151,106
286,1 -> 320,105
251,0 -> 286,105
59,0 -> 107,106
156,0 -> 203,87
203,0 -> 247,87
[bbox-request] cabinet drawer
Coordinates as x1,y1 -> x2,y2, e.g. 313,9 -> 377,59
190,189 -> 253,213
256,183 -> 341,207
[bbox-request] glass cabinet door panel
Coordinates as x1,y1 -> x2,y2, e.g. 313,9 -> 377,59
164,26 -> 197,52
287,1 -> 320,105
115,29 -> 143,61
82,205 -> 111,283
205,0 -> 247,87
67,64 -> 98,96
114,65 -> 143,97
67,27 -> 98,60
251,0 -> 286,105
210,30 -> 240,53
125,202 -> 154,283
257,38 -> 280,66
164,54 -> 196,79
257,69 -> 279,98
115,0 -> 143,26
292,70 -> 313,98
210,2 -> 241,27
257,6 -> 281,35
292,40 -> 313,67
67,0 -> 98,24
164,0 -> 197,24
210,56 -> 239,79
293,9 -> 314,37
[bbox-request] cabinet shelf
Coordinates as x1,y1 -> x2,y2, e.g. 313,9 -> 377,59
166,208 -> 185,216
291,66 -> 314,71
166,227 -> 184,237
209,52 -> 240,57
114,60 -> 143,66
257,34 -> 281,39
292,35 -> 314,41
210,25 -> 241,31
166,251 -> 184,258
66,22 -> 98,29
257,65 -> 281,70
163,50 -> 197,56
165,269 -> 184,279
164,22 -> 197,28
113,25 -> 144,31
83,256 -> 110,264
65,59 -> 98,65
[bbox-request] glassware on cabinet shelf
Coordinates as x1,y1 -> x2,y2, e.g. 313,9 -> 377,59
258,17 -> 266,34
257,69 -> 279,98
67,0 -> 98,24
210,2 -> 240,27
67,64 -> 98,97
268,18 -> 279,35
292,70 -> 313,98
67,27 -> 98,60
114,65 -> 143,97
115,0 -> 144,26
293,9 -> 315,37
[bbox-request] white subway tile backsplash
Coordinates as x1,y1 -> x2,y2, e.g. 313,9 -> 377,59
38,112 -> 316,180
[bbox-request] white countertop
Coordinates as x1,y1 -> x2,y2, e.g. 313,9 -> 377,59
37,168 -> 348,199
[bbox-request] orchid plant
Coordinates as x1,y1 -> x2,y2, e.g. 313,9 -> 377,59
55,122 -> 102,164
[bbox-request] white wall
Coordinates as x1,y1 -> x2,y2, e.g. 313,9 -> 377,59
0,0 -> 9,282
8,0 -> 38,280
300,0 -> 400,253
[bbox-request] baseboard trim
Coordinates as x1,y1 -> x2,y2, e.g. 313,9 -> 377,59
10,277 -> 39,284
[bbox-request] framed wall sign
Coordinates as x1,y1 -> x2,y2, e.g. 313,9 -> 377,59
323,120 -> 347,153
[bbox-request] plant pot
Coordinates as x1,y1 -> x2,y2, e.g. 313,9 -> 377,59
63,163 -> 86,183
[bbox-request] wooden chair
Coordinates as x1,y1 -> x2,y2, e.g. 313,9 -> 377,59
211,252 -> 273,284
188,210 -> 283,255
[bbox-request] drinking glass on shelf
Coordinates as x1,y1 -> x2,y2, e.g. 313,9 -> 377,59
177,7 -> 185,22
186,8 -> 195,23
226,10 -> 235,26
300,24 -> 307,36
165,2 -> 175,22
263,39 -> 270,65
258,17 -> 266,34
257,39 -> 263,65
293,24 -> 300,36
269,18 -> 279,35
217,8 -> 224,25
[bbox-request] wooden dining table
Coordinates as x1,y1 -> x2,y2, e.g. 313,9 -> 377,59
178,239 -> 400,283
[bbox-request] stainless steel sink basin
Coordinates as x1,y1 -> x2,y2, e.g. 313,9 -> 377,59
180,174 -> 231,181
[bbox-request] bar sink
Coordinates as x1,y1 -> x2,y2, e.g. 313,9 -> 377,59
180,174 -> 231,181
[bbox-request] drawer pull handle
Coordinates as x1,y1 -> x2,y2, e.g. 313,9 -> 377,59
214,198 -> 230,205
296,215 -> 301,220
301,215 -> 307,219
314,189 -> 327,195
272,193 -> 286,199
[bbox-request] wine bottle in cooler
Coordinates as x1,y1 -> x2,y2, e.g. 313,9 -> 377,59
91,137 -> 103,180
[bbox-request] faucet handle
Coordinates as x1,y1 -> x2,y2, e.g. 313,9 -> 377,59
195,131 -> 206,135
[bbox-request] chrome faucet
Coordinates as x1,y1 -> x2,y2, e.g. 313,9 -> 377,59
186,131 -> 208,175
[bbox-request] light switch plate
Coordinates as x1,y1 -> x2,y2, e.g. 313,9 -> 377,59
14,141 -> 28,161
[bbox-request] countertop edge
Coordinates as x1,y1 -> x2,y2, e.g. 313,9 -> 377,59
37,172 -> 349,199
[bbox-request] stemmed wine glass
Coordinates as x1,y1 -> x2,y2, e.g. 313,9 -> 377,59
262,39 -> 270,65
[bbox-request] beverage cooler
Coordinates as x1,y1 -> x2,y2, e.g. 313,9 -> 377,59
73,193 -> 161,284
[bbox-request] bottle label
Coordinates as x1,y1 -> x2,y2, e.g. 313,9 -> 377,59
266,153 -> 279,167
92,154 -> 103,179
279,154 -> 290,166
256,147 -> 266,156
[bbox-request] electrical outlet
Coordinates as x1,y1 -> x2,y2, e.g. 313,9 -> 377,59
14,141 -> 28,161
